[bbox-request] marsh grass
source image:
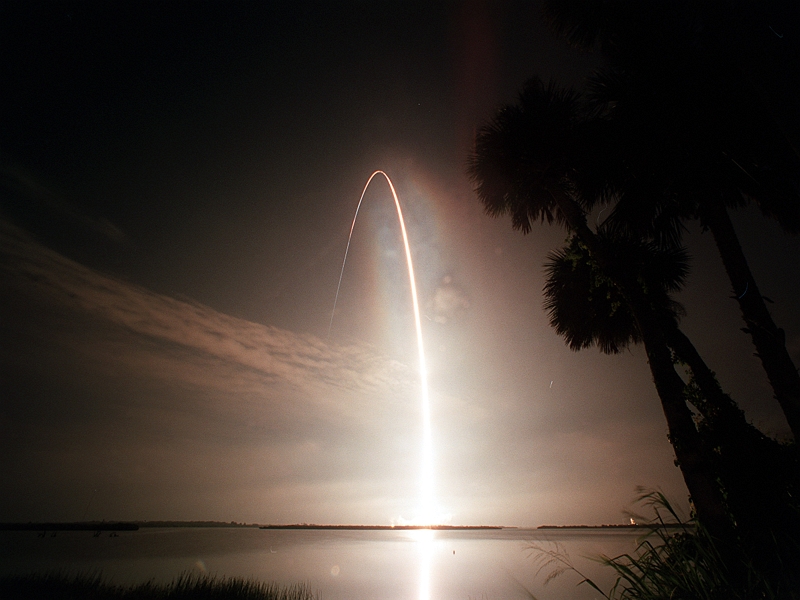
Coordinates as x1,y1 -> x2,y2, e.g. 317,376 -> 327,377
0,571 -> 318,600
527,490 -> 799,600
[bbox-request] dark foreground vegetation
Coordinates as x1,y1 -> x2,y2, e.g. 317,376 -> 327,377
469,0 -> 800,597
533,491 -> 800,600
0,573 -> 317,600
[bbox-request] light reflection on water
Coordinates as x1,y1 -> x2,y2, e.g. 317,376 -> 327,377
412,529 -> 434,600
1,527 -> 643,599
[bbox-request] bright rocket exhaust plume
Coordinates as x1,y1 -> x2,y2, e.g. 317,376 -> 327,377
329,170 -> 435,525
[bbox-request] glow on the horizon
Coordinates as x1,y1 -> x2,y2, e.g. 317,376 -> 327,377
329,170 -> 435,525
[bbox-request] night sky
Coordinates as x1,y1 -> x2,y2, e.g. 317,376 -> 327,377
2,1 -> 798,527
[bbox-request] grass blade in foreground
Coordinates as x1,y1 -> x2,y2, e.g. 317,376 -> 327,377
528,490 -> 799,600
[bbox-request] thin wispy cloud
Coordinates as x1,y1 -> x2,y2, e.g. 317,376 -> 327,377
0,219 -> 429,522
0,219 -> 414,399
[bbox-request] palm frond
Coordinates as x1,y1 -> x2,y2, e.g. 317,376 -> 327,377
543,238 -> 640,354
468,77 -> 587,233
543,234 -> 689,354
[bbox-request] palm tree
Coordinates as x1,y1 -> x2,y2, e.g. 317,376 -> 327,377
543,232 -> 750,448
545,235 -> 800,558
468,78 -> 733,543
589,62 -> 800,440
544,0 -> 800,440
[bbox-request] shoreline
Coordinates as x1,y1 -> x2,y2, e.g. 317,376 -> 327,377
1,521 -> 689,532
257,524 -> 507,530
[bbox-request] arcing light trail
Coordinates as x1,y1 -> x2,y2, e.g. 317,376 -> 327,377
329,170 -> 435,525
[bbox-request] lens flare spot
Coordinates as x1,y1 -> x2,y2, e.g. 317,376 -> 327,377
330,565 -> 340,576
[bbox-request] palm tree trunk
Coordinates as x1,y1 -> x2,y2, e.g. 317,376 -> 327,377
667,326 -> 745,424
631,303 -> 734,544
668,326 -> 800,577
703,197 -> 800,440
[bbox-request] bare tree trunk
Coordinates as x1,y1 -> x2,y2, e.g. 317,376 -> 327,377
703,197 -> 800,440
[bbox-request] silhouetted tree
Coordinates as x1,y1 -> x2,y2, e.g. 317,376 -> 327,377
543,0 -> 800,440
545,234 -> 800,571
468,78 -> 734,544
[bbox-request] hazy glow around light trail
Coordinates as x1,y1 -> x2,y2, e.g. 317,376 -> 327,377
329,170 -> 435,525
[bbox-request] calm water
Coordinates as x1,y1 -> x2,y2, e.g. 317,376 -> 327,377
1,527 -> 646,599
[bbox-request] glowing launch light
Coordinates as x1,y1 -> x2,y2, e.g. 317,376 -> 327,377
329,170 -> 435,525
